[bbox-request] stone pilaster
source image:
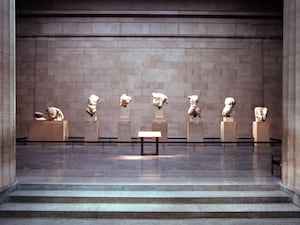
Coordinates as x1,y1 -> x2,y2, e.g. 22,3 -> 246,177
282,0 -> 300,191
0,0 -> 16,190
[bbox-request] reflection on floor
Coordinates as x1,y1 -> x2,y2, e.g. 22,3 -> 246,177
16,143 -> 281,184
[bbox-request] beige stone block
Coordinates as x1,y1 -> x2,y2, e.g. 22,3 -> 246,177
118,106 -> 131,142
223,117 -> 234,122
84,120 -> 99,142
187,119 -> 203,142
63,22 -> 92,34
179,23 -> 206,35
150,23 -> 178,35
28,121 -> 69,141
152,121 -> 168,142
41,23 -> 63,34
221,119 -> 237,142
252,121 -> 270,145
120,107 -> 130,120
118,120 -> 131,142
92,22 -> 121,34
207,23 -> 236,36
154,109 -> 165,120
121,23 -> 149,34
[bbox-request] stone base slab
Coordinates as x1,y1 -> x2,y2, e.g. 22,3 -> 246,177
118,120 -> 131,142
28,120 -> 68,141
252,121 -> 270,146
220,120 -> 237,142
223,117 -> 234,122
187,120 -> 203,142
84,120 -> 99,142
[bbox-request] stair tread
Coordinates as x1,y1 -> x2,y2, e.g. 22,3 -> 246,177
16,183 -> 279,191
10,190 -> 289,198
0,202 -> 299,212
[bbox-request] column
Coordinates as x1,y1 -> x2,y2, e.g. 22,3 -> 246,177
0,0 -> 16,190
282,0 -> 300,192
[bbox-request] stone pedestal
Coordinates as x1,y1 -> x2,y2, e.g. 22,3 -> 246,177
187,117 -> 203,142
118,107 -> 131,142
84,119 -> 99,142
28,120 -> 69,141
152,109 -> 168,142
252,121 -> 270,146
220,117 -> 237,143
118,120 -> 131,142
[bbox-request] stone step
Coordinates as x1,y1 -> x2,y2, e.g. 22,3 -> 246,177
2,182 -> 298,219
0,202 -> 300,218
16,183 -> 280,191
8,190 -> 290,204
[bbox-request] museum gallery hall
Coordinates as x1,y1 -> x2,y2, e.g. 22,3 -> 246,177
1,0 -> 300,224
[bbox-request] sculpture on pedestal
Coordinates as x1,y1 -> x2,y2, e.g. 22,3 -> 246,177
152,92 -> 168,109
188,95 -> 201,118
34,107 -> 64,121
222,97 -> 235,117
254,107 -> 268,122
120,94 -> 132,107
118,94 -> 132,142
86,95 -> 99,117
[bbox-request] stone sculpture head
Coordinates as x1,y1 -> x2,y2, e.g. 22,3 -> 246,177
34,106 -> 64,121
222,97 -> 235,117
86,95 -> 99,117
152,92 -> 168,110
120,94 -> 132,107
188,95 -> 201,118
254,107 -> 268,122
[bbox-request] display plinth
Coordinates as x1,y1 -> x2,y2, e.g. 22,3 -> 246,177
28,120 -> 68,141
252,121 -> 270,146
154,108 -> 164,119
118,107 -> 131,143
120,106 -> 130,120
187,117 -> 203,142
84,119 -> 99,142
152,109 -> 168,142
118,120 -> 131,142
221,117 -> 237,144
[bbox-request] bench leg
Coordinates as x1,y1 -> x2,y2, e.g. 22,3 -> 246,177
156,137 -> 159,155
141,137 -> 144,155
271,162 -> 274,175
271,155 -> 275,176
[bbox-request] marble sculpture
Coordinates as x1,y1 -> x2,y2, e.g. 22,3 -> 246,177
188,95 -> 201,118
34,107 -> 64,121
86,94 -> 99,117
222,97 -> 235,117
152,92 -> 168,109
254,107 -> 268,122
120,94 -> 132,107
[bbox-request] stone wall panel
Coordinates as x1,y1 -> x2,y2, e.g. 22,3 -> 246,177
16,1 -> 283,140
19,37 -> 283,138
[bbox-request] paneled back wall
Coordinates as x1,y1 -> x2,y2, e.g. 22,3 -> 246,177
16,0 -> 283,139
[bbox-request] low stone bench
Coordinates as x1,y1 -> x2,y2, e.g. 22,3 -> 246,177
138,131 -> 162,155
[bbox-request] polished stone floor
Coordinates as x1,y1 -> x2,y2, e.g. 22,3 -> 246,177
16,143 -> 281,184
2,142 -> 294,225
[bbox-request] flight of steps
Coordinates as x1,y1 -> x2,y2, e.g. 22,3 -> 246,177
0,182 -> 300,218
